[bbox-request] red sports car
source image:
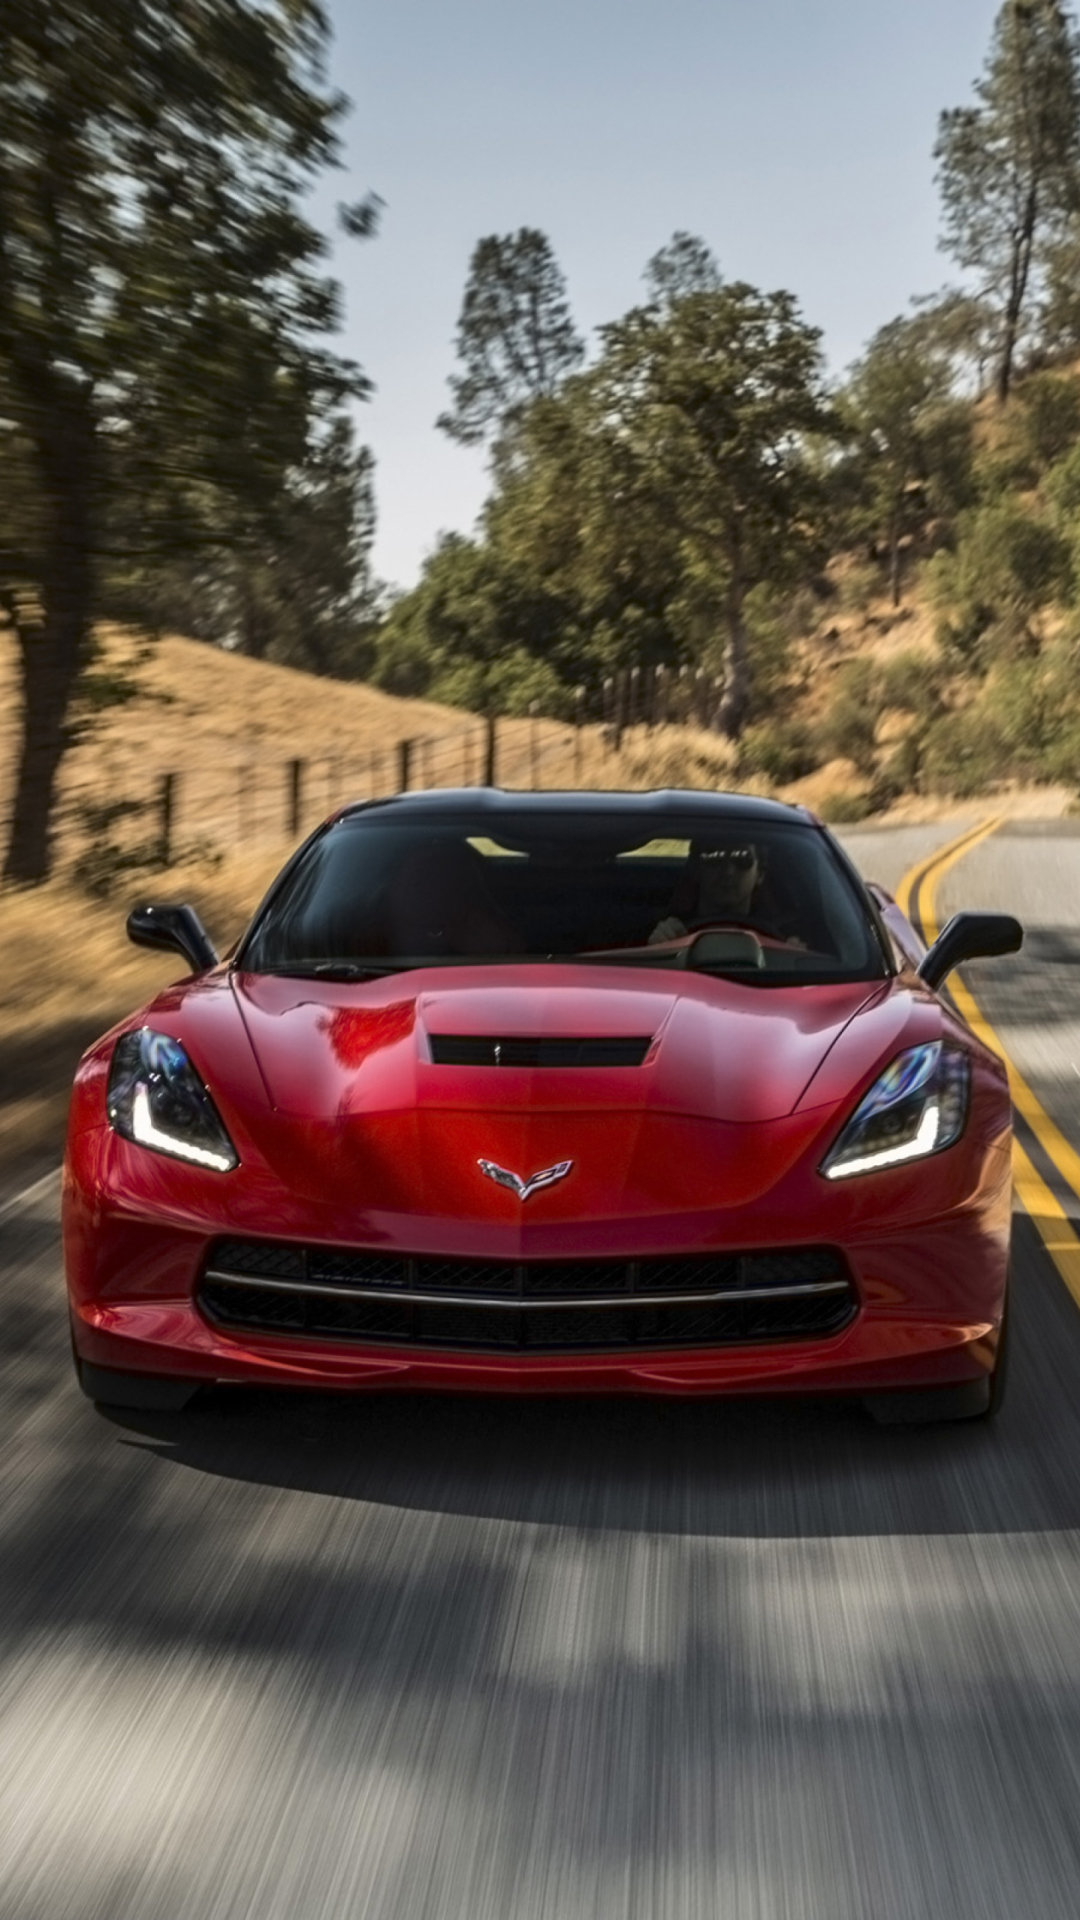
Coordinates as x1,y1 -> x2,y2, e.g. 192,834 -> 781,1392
64,791 -> 1022,1423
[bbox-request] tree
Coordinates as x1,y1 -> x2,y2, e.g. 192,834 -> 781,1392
0,0 -> 376,883
644,232 -> 722,306
845,317 -> 963,605
437,229 -> 584,446
372,534 -> 573,715
909,287 -> 1000,394
935,0 -> 1080,403
118,416 -> 380,678
592,284 -> 837,738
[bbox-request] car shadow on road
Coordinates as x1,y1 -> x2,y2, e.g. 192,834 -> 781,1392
102,1214 -> 1080,1540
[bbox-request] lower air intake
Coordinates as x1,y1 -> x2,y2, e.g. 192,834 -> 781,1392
199,1239 -> 856,1353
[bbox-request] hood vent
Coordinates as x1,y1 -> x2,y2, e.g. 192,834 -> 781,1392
429,1034 -> 653,1069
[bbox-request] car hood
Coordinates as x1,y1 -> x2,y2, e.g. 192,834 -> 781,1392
230,964 -> 893,1125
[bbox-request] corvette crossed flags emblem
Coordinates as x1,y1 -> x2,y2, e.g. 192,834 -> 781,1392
478,1159 -> 573,1202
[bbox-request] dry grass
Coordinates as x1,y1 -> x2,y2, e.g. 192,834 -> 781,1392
0,623 -> 751,866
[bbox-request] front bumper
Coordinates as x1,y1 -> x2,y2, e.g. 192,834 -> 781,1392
65,1123 -> 1012,1399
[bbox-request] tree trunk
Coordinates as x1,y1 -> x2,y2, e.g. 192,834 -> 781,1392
2,393 -> 96,887
715,529 -> 750,740
889,503 -> 903,609
997,185 -> 1039,405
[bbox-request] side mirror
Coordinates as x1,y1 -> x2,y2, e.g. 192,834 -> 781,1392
126,903 -> 219,975
917,911 -> 1023,991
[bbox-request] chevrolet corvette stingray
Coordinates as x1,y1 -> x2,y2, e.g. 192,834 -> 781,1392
64,790 -> 1023,1423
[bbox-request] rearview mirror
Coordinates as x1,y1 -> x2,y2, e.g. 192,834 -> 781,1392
126,903 -> 219,975
917,911 -> 1022,991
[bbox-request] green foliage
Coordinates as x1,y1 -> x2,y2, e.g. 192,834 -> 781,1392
592,281 -> 839,735
935,0 -> 1080,401
842,315 -> 972,601
878,649 -> 946,716
738,718 -> 821,784
430,650 -> 573,719
927,498 -> 1072,663
437,230 -> 584,446
1018,371 -> 1080,466
117,418 -> 381,676
1045,437 -> 1080,516
0,0 -> 374,881
643,233 -> 723,306
819,791 -> 874,824
372,535 -> 575,715
921,709 -> 1008,796
393,281 -> 840,736
822,660 -> 884,774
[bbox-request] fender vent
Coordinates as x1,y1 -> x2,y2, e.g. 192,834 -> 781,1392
429,1035 -> 653,1068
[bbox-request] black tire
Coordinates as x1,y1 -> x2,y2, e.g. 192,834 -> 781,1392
73,1350 -> 199,1412
864,1289 -> 1009,1428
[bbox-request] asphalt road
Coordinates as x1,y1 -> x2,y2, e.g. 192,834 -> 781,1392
5,819 -> 1080,1919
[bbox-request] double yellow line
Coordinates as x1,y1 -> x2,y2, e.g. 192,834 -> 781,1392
896,818 -> 1080,1309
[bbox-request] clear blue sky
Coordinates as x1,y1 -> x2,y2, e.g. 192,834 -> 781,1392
321,0 -> 1001,592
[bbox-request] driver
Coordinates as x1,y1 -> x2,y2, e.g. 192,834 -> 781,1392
649,839 -> 804,946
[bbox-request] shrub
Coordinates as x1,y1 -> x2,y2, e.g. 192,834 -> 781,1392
820,790 -> 873,824
738,717 -> 821,784
878,649 -> 943,716
430,647 -> 574,719
1019,373 -> 1080,470
822,660 -> 883,774
920,711 -> 1005,798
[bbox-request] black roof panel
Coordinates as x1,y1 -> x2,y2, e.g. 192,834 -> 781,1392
339,788 -> 814,827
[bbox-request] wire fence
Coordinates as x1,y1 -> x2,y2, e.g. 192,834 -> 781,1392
0,660 -> 737,884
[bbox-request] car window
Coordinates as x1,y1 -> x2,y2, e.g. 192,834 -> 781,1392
240,809 -> 889,985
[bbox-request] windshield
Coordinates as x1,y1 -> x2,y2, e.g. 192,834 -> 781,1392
239,807 -> 889,986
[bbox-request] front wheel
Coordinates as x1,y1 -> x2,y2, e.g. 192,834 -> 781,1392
864,1292 -> 1009,1427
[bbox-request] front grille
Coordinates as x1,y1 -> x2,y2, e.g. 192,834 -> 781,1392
428,1035 -> 653,1068
199,1238 -> 856,1353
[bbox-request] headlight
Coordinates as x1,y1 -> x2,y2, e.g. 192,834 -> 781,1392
107,1029 -> 238,1172
821,1041 -> 969,1181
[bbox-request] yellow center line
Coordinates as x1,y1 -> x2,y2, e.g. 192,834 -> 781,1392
896,818 -> 1080,1311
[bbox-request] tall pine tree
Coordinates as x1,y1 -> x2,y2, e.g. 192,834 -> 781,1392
437,230 -> 584,446
936,0 -> 1080,402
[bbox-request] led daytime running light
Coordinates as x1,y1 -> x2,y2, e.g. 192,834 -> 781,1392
107,1027 -> 239,1173
824,1100 -> 941,1180
821,1041 -> 969,1181
131,1083 -> 235,1172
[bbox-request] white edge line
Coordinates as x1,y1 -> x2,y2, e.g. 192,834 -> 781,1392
0,1166 -> 62,1226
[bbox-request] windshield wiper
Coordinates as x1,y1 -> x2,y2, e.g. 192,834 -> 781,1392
248,961 -> 408,981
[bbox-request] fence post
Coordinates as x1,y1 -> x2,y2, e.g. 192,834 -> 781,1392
529,702 -> 539,788
613,670 -> 628,754
574,686 -> 585,780
158,772 -> 176,867
653,664 -> 666,728
629,664 -> 641,729
287,758 -> 304,837
238,766 -> 252,844
484,712 -> 498,786
397,739 -> 413,792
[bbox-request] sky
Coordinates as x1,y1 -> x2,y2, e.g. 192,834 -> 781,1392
319,0 -> 1003,593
